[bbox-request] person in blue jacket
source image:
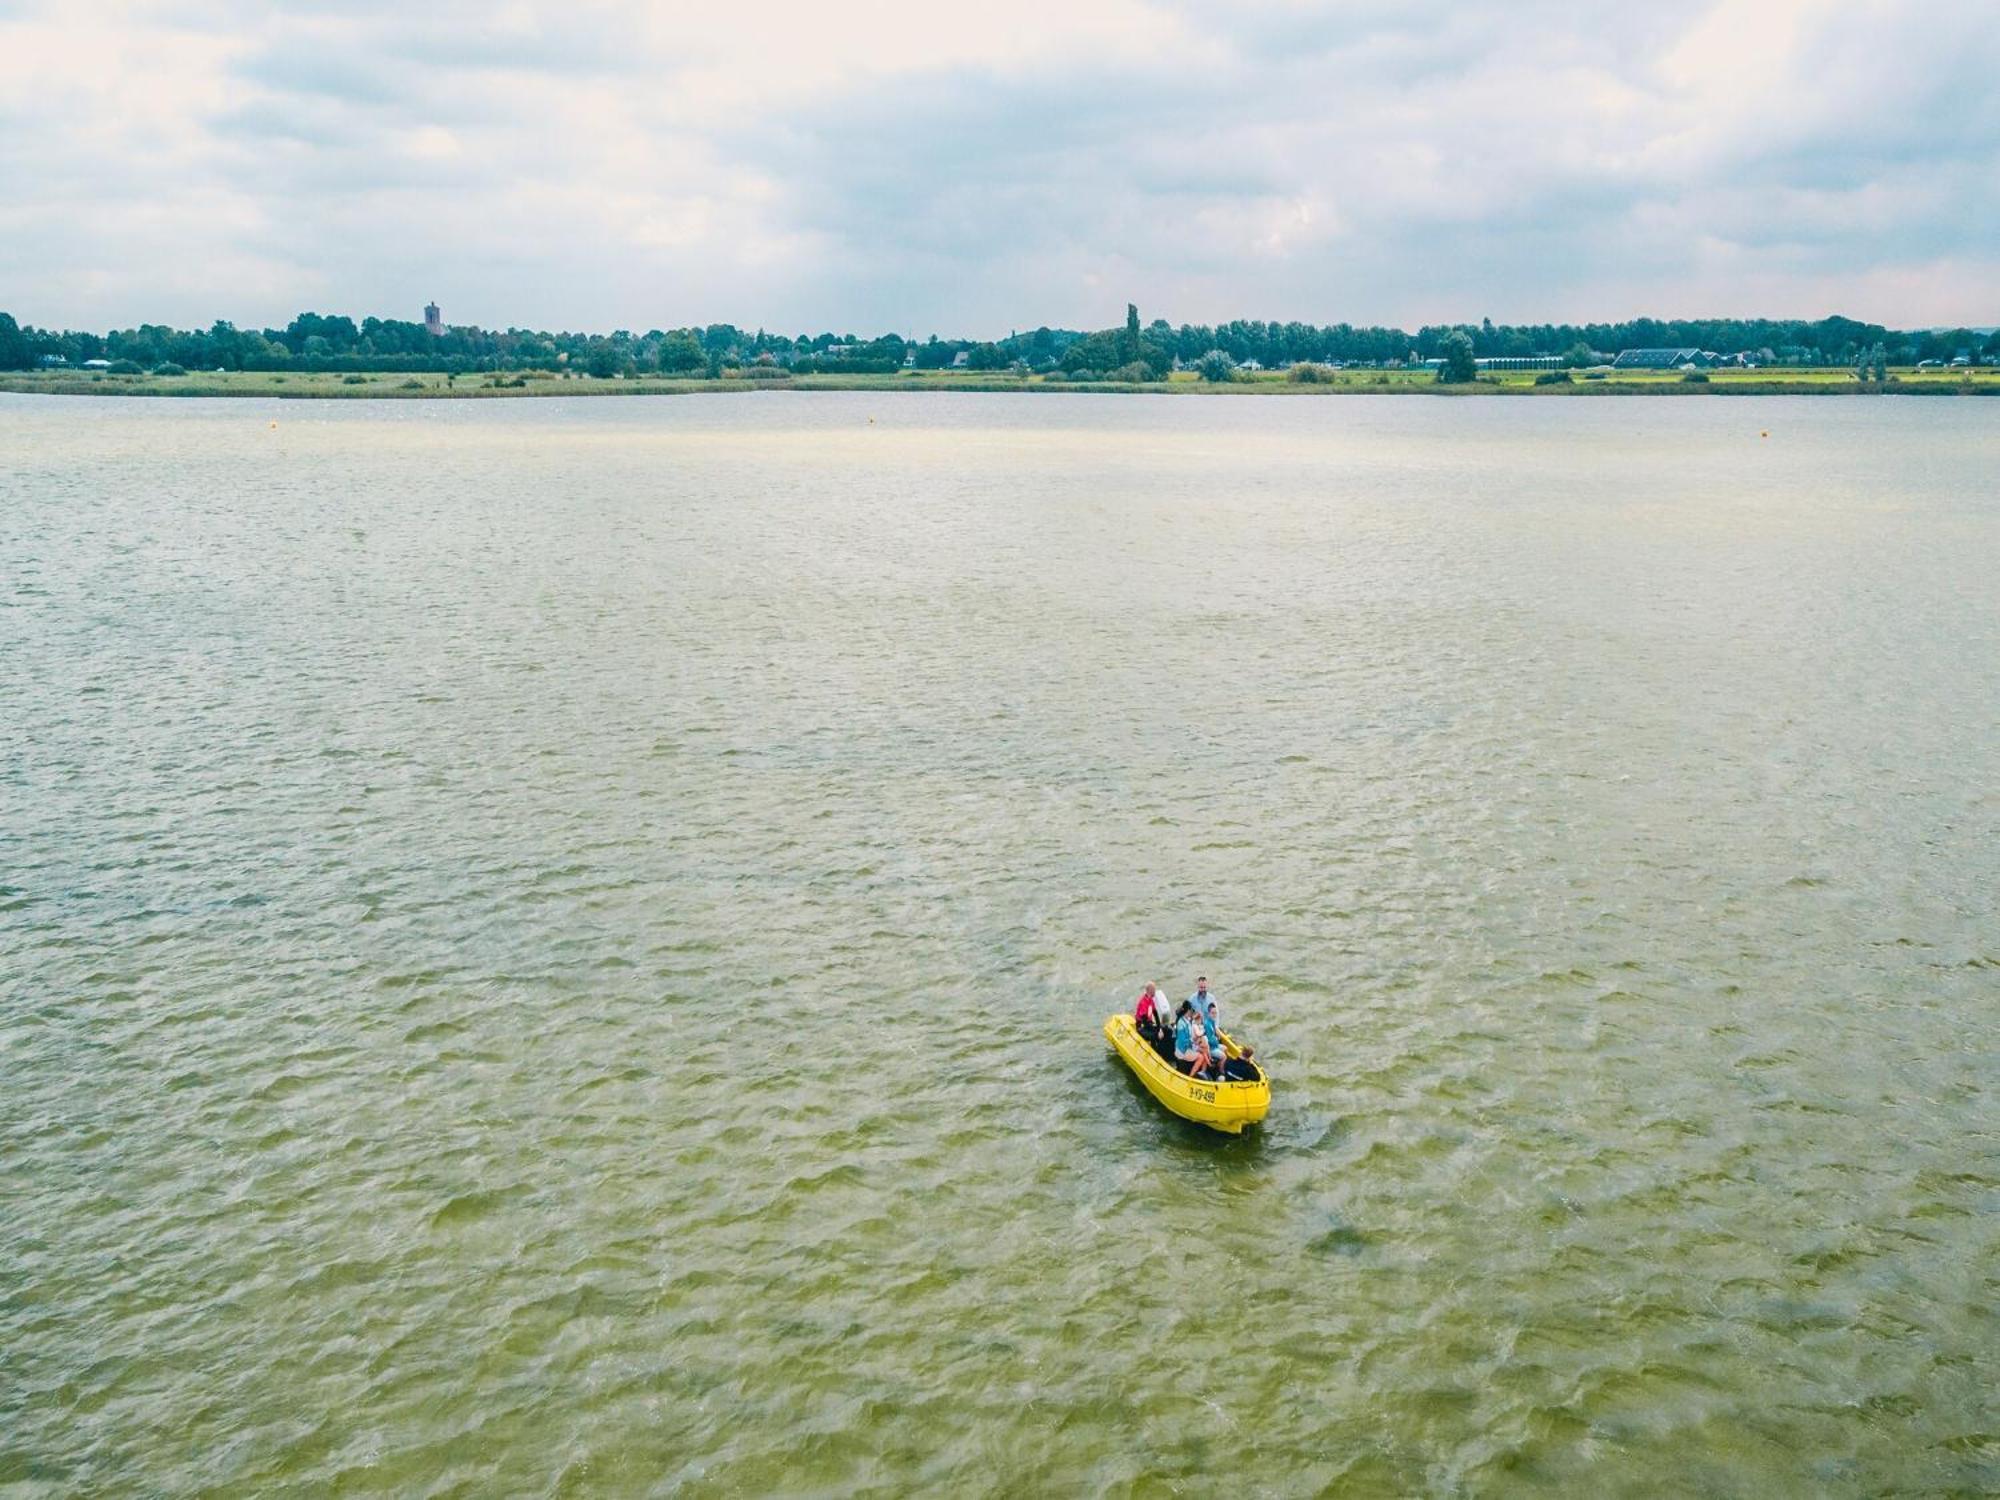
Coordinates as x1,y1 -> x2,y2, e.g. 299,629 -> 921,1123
1187,977 -> 1218,1031
1172,1002 -> 1200,1075
1187,978 -> 1225,1079
1198,998 -> 1224,1080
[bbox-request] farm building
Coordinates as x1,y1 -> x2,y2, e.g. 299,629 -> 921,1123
1611,348 -> 1723,370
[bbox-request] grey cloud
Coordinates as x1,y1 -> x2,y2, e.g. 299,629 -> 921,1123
393,25 -> 635,74
687,0 -> 2000,331
238,45 -> 407,105
2,0 -> 1996,332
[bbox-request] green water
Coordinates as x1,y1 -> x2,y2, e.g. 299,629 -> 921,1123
3,392 -> 1997,1496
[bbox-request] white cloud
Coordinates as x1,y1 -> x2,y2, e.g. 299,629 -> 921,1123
0,0 -> 1993,334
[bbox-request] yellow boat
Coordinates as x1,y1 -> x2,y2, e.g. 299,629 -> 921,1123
1104,1013 -> 1270,1134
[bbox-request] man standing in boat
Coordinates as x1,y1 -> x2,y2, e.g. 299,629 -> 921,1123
1188,977 -> 1220,1033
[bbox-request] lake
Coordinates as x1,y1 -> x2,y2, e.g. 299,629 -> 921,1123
3,391 -> 1997,1495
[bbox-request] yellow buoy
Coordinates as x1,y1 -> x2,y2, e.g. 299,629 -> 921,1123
1760,430 -> 1768,438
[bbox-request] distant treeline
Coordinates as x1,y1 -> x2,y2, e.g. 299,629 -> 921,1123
2,307 -> 1994,378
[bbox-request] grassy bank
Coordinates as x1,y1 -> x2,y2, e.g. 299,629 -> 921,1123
4,366 -> 1997,399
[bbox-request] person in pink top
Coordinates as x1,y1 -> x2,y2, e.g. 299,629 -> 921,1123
1133,982 -> 1164,1047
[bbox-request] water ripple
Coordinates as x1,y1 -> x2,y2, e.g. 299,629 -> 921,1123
3,393 -> 1998,1494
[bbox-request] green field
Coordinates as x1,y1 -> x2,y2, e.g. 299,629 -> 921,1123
3,365 -> 1995,399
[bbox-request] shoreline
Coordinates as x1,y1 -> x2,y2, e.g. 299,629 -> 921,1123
3,371 -> 1996,400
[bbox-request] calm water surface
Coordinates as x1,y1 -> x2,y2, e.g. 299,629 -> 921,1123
3,392 -> 1997,1496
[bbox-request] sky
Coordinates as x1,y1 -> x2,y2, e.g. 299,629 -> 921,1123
2,0 -> 1996,336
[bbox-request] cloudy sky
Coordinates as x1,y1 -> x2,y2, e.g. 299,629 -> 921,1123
2,0 -> 1995,335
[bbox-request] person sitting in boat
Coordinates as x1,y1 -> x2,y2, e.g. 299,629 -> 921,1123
1134,983 -> 1164,1045
1189,1023 -> 1218,1081
1223,1043 -> 1259,1083
1197,997 -> 1226,1080
1172,1001 -> 1202,1075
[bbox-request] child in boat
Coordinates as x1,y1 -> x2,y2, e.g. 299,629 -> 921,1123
1189,1027 -> 1216,1080
1199,998 -> 1226,1080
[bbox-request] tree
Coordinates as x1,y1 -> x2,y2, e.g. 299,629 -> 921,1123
206,319 -> 245,369
1060,328 -> 1125,374
1059,317 -> 1172,379
1121,303 -> 1141,368
1195,349 -> 1238,382
1563,341 -> 1596,368
1437,329 -> 1477,384
283,312 -> 358,354
0,312 -> 30,370
654,330 -> 706,373
584,342 -> 628,378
